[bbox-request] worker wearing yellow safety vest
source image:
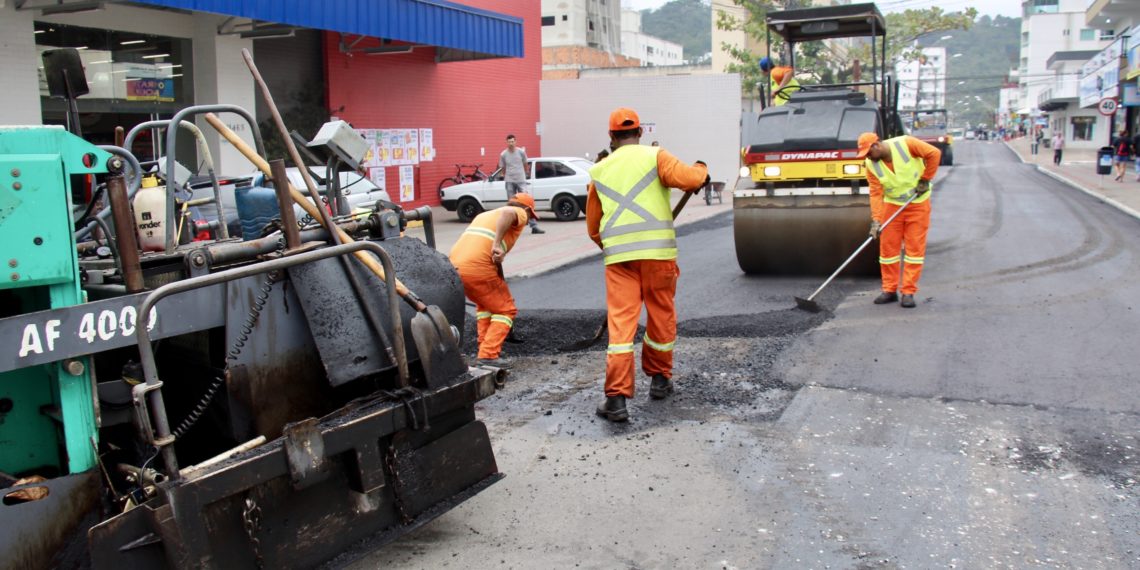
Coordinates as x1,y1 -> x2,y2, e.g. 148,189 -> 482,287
855,132 -> 942,308
759,56 -> 800,106
585,108 -> 709,422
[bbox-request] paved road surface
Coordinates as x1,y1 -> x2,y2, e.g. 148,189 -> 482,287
347,141 -> 1139,569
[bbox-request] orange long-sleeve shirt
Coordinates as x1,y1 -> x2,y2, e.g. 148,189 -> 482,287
585,147 -> 709,248
867,136 -> 941,222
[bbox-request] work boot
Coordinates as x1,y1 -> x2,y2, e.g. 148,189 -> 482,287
649,374 -> 674,400
873,291 -> 898,304
531,226 -> 546,234
595,396 -> 629,422
477,357 -> 513,370
900,294 -> 916,308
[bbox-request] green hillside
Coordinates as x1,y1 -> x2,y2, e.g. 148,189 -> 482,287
918,15 -> 1021,127
640,0 -> 712,64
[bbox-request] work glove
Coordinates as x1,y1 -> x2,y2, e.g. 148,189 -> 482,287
916,179 -> 931,195
869,219 -> 882,240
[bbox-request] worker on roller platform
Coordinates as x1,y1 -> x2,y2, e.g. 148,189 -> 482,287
856,132 -> 942,309
758,56 -> 800,106
448,193 -> 539,369
586,107 -> 709,422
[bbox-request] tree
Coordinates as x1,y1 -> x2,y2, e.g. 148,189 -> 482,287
715,1 -> 978,96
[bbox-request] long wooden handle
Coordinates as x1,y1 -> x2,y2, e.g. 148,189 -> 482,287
204,113 -> 414,299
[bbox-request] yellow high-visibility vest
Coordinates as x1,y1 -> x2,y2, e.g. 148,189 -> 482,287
590,145 -> 676,265
771,68 -> 801,106
865,136 -> 931,206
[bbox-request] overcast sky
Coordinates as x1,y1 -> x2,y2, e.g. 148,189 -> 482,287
620,0 -> 1024,19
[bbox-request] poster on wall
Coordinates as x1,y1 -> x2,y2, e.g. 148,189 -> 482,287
420,129 -> 434,161
406,129 -> 420,164
642,122 -> 657,135
389,130 -> 405,165
399,165 -> 415,202
368,166 -> 386,191
1127,24 -> 1140,81
374,130 -> 388,166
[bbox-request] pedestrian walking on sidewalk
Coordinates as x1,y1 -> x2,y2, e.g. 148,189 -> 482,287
499,134 -> 544,234
586,107 -> 708,422
448,193 -> 540,369
857,132 -> 942,309
1032,128 -> 1042,155
1112,129 -> 1133,182
1052,132 -> 1064,166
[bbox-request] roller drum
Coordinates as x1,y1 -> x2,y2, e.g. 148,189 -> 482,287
734,193 -> 879,276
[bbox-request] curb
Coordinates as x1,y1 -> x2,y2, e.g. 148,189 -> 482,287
1004,140 -> 1140,223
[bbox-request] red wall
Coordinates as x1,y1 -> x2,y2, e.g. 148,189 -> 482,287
324,1 -> 541,208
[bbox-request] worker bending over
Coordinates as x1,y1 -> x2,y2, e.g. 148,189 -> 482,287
449,193 -> 539,368
856,132 -> 941,309
759,56 -> 800,106
586,107 -> 708,422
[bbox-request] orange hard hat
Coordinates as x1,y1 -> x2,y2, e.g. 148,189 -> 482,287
511,192 -> 539,219
856,132 -> 880,159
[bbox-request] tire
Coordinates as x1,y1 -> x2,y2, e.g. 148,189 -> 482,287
942,147 -> 954,166
456,197 -> 483,222
438,177 -> 459,195
552,194 -> 580,221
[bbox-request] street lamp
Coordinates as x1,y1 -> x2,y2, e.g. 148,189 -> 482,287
952,53 -> 963,58
940,35 -> 953,41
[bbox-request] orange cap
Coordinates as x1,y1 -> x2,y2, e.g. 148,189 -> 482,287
608,107 -> 640,131
855,132 -> 880,159
511,192 -> 539,219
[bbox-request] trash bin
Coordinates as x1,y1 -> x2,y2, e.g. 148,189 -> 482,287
1097,147 -> 1114,175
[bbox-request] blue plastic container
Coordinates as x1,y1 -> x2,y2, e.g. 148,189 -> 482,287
234,181 -> 281,240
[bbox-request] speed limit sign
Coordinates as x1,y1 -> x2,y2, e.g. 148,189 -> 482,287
1098,97 -> 1118,116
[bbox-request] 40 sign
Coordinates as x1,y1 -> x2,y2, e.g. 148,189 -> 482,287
1098,97 -> 1119,116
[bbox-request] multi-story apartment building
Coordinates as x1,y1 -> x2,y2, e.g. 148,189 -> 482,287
620,9 -> 684,67
541,0 -> 639,79
896,47 -> 947,110
1019,0 -> 1112,148
1083,0 -> 1140,138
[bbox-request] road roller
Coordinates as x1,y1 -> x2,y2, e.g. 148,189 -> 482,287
0,112 -> 501,568
734,3 -> 905,275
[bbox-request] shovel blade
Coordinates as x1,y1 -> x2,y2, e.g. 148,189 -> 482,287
557,318 -> 606,352
411,306 -> 468,389
794,296 -> 823,313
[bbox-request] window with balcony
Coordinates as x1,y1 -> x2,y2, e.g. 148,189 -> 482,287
1025,0 -> 1059,15
1080,29 -> 1095,41
1100,29 -> 1115,40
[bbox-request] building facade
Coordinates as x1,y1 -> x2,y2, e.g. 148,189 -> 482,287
620,9 -> 683,67
0,0 -> 532,209
1083,0 -> 1140,139
896,47 -> 947,111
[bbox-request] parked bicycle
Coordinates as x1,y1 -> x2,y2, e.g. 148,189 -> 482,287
438,163 -> 489,194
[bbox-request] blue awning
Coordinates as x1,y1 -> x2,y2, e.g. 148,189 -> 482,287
131,0 -> 523,60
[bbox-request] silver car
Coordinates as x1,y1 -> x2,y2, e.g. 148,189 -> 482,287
439,156 -> 593,222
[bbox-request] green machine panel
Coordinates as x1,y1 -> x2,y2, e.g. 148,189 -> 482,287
0,156 -> 75,288
0,127 -> 111,476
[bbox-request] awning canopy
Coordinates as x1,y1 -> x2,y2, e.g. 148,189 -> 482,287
131,0 -> 523,61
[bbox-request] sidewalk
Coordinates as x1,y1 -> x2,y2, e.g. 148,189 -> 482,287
1006,136 -> 1140,221
403,190 -> 732,278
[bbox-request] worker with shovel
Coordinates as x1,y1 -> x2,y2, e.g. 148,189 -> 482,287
449,193 -> 540,368
586,107 -> 708,422
857,132 -> 941,309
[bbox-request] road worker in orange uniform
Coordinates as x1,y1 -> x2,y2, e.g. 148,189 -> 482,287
856,132 -> 942,309
586,108 -> 708,422
449,193 -> 539,368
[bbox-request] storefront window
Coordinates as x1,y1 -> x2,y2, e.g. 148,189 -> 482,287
34,22 -> 192,149
1071,116 -> 1095,141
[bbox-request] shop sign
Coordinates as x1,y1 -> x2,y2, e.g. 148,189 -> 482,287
1123,81 -> 1140,107
125,78 -> 175,102
1080,39 -> 1123,108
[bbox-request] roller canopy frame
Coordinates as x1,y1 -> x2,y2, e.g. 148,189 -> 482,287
766,3 -> 887,42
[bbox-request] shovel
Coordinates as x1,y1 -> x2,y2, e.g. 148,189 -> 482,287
228,49 -> 465,388
559,189 -> 696,352
794,192 -> 919,313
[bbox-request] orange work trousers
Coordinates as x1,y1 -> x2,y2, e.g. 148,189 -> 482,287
456,265 -> 517,359
604,259 -> 679,398
878,199 -> 931,295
